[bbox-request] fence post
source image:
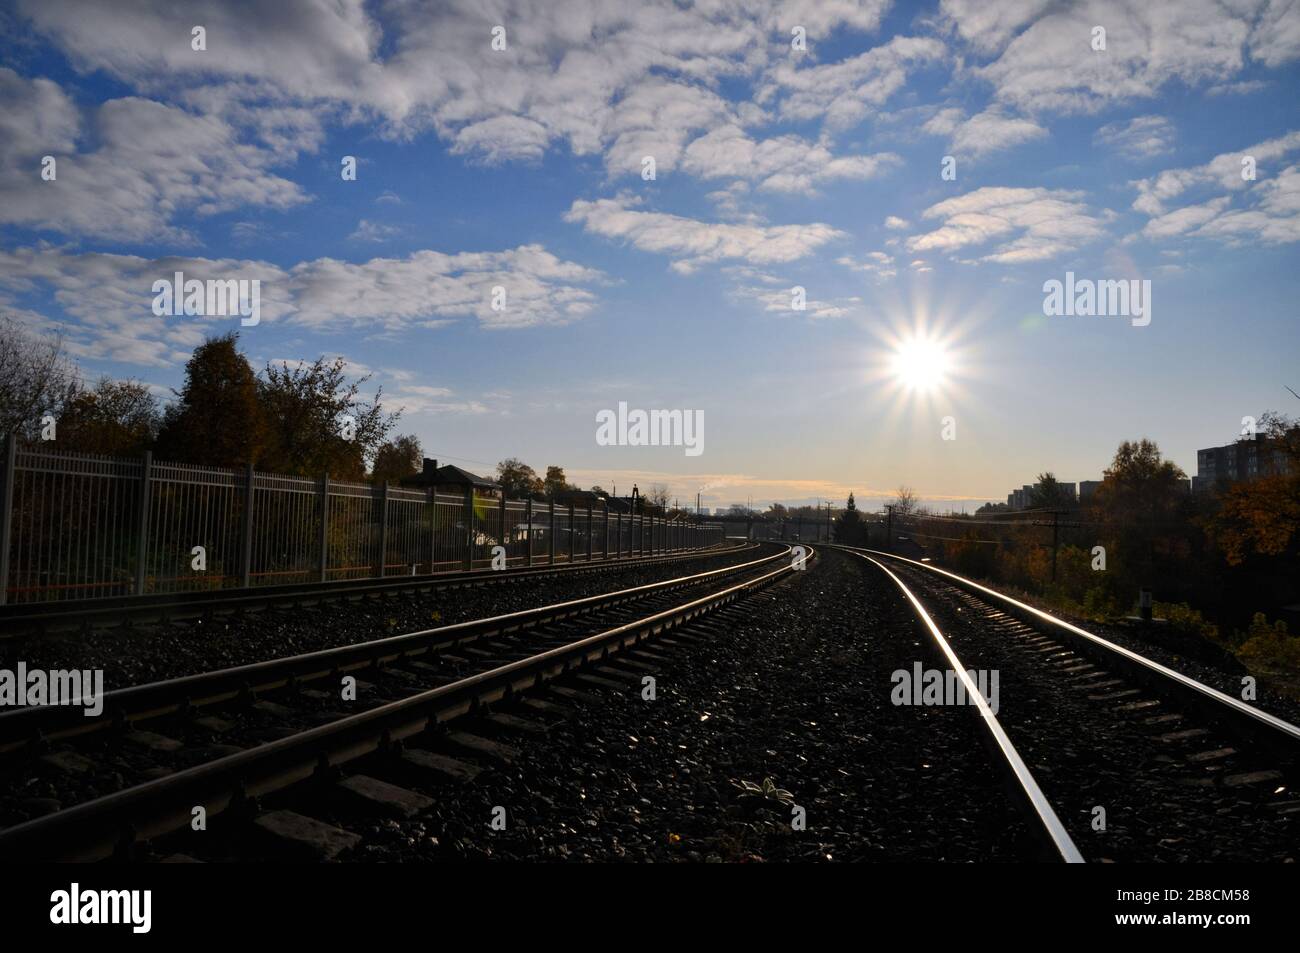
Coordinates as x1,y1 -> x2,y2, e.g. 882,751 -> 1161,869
240,463 -> 255,588
603,501 -> 609,559
586,503 -> 593,562
525,497 -> 533,566
615,511 -> 621,558
0,436 -> 16,605
377,481 -> 390,578
462,486 -> 474,571
499,494 -> 507,565
427,487 -> 435,573
135,450 -> 153,595
568,503 -> 575,563
318,473 -> 329,582
548,501 -> 556,565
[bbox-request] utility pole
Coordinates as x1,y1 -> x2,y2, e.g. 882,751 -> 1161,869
885,504 -> 894,552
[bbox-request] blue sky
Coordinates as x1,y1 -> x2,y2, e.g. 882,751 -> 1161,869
1,0 -> 1298,511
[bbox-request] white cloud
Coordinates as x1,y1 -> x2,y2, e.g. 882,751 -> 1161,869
0,70 -> 308,242
349,219 -> 403,242
1131,130 -> 1300,217
564,196 -> 846,273
1094,115 -> 1175,160
908,187 -> 1110,264
938,0 -> 1052,54
943,0 -> 1298,114
0,242 -> 606,366
922,104 -> 1046,157
837,250 -> 897,279
949,107 -> 1046,157
761,35 -> 948,129
15,0 -> 906,189
680,124 -> 900,193
883,215 -> 910,230
731,278 -> 857,319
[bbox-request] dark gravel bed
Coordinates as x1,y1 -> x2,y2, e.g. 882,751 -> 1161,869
0,546 -> 768,691
888,563 -> 1297,863
177,548 -> 1033,862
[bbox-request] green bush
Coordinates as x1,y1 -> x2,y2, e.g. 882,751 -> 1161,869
1237,613 -> 1300,672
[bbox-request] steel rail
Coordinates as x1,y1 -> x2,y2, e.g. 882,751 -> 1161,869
0,544 -> 792,754
0,547 -> 813,862
0,542 -> 750,637
853,551 -> 1085,863
844,545 -> 1300,758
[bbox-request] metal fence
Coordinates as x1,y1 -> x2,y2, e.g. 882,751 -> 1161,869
0,439 -> 726,605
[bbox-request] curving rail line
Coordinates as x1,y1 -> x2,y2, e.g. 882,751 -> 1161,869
837,543 -> 1300,862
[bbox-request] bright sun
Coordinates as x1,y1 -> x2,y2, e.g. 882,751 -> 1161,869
890,336 -> 951,393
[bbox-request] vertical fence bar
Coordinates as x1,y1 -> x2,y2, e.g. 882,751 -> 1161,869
548,501 -> 556,565
525,497 -> 533,567
602,501 -> 609,559
567,503 -> 574,564
0,436 -> 15,606
240,463 -> 255,588
318,473 -> 329,583
376,481 -> 389,578
427,487 -> 436,573
498,494 -> 506,564
462,486 -> 474,571
134,451 -> 152,595
586,503 -> 593,562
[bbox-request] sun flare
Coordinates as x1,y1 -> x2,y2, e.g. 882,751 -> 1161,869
890,336 -> 951,393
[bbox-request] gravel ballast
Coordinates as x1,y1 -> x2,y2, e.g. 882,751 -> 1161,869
177,547 -> 1033,862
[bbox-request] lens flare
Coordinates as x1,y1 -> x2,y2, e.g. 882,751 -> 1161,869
890,336 -> 950,393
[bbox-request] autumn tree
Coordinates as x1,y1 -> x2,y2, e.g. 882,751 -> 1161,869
1030,472 -> 1074,509
1208,413 -> 1300,566
496,458 -> 543,498
257,356 -> 399,480
155,333 -> 266,466
371,434 -> 423,484
543,465 -> 571,499
0,314 -> 78,441
59,378 -> 160,456
1089,438 -> 1189,597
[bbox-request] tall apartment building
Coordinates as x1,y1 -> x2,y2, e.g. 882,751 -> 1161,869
1006,479 -> 1079,510
1193,433 -> 1290,493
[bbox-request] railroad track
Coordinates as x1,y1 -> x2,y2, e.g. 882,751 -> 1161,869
0,541 -> 749,637
838,545 -> 1300,862
0,544 -> 810,861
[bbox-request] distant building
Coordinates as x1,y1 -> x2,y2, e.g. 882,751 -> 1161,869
1078,479 -> 1103,501
1006,480 -> 1077,510
1194,434 -> 1289,493
399,458 -> 501,498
